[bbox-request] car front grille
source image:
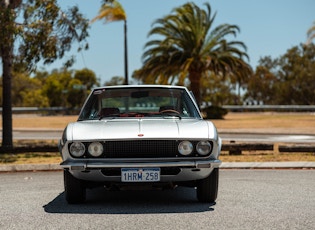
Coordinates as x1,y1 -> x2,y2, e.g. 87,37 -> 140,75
104,140 -> 179,158
69,140 -> 213,159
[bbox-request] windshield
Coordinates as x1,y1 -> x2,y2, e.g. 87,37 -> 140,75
78,87 -> 201,120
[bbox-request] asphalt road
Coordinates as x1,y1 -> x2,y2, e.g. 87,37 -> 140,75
7,129 -> 315,143
0,170 -> 314,230
220,132 -> 315,143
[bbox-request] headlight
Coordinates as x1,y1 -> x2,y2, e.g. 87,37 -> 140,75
178,141 -> 193,156
88,142 -> 103,157
69,142 -> 85,157
196,141 -> 212,155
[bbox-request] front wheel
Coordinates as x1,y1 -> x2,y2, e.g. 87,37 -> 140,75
64,170 -> 86,204
196,168 -> 219,203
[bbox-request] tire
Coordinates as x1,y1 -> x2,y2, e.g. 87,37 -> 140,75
64,170 -> 86,204
196,168 -> 219,203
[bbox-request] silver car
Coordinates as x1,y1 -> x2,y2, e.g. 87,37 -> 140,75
59,85 -> 222,203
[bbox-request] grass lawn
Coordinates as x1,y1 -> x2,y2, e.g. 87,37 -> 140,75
212,112 -> 315,134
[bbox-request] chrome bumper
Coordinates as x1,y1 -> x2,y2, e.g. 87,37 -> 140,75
60,159 -> 222,171
60,159 -> 222,182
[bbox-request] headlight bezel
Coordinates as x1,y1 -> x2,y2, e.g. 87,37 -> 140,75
88,142 -> 104,157
196,141 -> 212,156
69,142 -> 86,157
178,140 -> 194,156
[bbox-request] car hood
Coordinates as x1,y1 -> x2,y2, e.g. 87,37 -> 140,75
65,118 -> 218,141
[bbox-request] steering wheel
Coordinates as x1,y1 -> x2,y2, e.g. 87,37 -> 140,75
160,109 -> 180,115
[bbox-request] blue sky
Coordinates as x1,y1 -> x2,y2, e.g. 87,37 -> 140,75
50,0 -> 314,84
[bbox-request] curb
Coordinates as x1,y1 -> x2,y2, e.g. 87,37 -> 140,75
1,162 -> 315,172
220,161 -> 315,169
0,163 -> 61,172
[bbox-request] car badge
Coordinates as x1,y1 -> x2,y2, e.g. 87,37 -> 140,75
138,134 -> 144,137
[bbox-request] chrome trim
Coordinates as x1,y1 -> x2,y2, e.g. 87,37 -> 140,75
60,159 -> 222,170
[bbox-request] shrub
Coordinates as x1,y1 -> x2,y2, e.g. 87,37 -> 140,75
201,106 -> 228,119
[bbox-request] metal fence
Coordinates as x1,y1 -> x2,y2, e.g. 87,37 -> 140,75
222,105 -> 315,112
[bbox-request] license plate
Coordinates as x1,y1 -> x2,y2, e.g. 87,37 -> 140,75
121,168 -> 160,182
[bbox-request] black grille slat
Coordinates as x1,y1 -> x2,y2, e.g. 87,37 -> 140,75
105,140 -> 178,158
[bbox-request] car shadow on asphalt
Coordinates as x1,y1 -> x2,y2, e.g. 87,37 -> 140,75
43,187 -> 216,214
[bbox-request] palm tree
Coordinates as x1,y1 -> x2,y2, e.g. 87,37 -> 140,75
306,21 -> 315,45
92,0 -> 128,84
135,2 -> 251,106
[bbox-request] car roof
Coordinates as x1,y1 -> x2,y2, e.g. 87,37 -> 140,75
92,85 -> 188,91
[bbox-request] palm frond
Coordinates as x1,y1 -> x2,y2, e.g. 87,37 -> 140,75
91,0 -> 126,24
138,2 -> 251,105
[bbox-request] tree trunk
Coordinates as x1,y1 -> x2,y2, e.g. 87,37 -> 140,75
1,47 -> 13,149
189,71 -> 202,108
0,5 -> 14,149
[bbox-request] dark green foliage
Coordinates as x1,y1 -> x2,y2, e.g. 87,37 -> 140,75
245,43 -> 315,105
201,106 -> 228,119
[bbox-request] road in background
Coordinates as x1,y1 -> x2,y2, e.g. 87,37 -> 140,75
219,132 -> 315,143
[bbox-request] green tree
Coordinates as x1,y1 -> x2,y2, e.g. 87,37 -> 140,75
245,57 -> 278,104
74,68 -> 98,89
0,0 -> 89,149
11,72 -> 46,106
92,0 -> 128,84
0,71 -> 49,107
245,44 -> 315,105
42,69 -> 72,107
67,78 -> 86,108
134,2 -> 251,106
21,89 -> 49,107
227,61 -> 253,104
201,71 -> 237,106
276,44 -> 315,104
40,68 -> 97,108
104,76 -> 125,86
